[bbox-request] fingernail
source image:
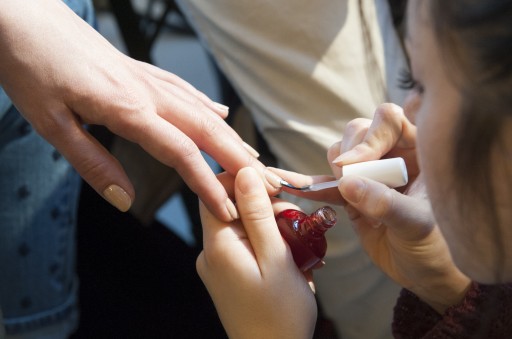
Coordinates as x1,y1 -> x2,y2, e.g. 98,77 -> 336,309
225,198 -> 239,220
214,102 -> 230,113
339,177 -> 365,204
242,142 -> 260,158
332,149 -> 359,165
264,169 -> 283,189
309,281 -> 316,294
103,184 -> 132,212
332,153 -> 347,165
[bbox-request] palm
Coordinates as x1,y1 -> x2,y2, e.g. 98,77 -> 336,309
354,179 -> 457,292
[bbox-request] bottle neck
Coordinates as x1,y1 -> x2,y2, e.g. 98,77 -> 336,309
302,206 -> 337,238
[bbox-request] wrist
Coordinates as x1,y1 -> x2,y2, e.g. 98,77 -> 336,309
411,269 -> 472,314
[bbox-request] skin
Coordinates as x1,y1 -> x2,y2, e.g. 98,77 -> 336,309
197,168 -> 317,339
405,1 -> 512,283
198,0 -> 512,335
0,0 -> 280,222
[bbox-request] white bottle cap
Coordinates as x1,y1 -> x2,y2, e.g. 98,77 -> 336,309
342,157 -> 408,188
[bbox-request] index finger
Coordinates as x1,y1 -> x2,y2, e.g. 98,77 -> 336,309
119,114 -> 237,222
333,103 -> 415,165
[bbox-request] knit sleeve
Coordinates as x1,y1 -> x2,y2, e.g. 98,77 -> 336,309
392,282 -> 512,338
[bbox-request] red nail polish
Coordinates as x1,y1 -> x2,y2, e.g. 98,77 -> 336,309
276,206 -> 337,271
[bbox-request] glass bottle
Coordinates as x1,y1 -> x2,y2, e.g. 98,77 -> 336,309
275,206 -> 337,271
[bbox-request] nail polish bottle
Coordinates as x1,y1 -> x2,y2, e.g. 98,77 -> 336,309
275,206 -> 337,271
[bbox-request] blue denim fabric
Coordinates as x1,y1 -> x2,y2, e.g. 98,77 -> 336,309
0,0 -> 95,337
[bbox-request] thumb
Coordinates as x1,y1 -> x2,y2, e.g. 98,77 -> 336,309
51,118 -> 135,212
234,167 -> 288,269
339,175 -> 434,241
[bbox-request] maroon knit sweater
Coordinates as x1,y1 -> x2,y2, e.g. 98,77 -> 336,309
392,282 -> 512,338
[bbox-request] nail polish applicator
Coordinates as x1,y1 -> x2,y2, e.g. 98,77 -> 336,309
281,157 -> 408,191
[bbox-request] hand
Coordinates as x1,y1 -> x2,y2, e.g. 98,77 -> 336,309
197,168 -> 317,339
329,103 -> 471,313
0,0 -> 277,221
266,104 -> 418,205
341,174 -> 470,313
328,103 -> 419,184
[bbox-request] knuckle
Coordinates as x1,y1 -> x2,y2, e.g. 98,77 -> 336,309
327,141 -> 342,161
197,113 -> 221,140
105,90 -> 155,132
344,118 -> 371,134
172,137 -> 201,170
78,155 -> 114,184
32,109 -> 70,140
373,189 -> 394,221
374,103 -> 404,122
202,244 -> 233,271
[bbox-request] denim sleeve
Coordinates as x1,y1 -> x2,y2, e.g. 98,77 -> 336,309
0,1 -> 95,337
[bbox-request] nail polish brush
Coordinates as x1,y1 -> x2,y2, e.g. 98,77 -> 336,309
281,157 -> 408,191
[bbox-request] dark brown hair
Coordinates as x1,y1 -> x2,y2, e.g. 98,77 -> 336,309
428,2 -> 512,333
430,0 -> 512,279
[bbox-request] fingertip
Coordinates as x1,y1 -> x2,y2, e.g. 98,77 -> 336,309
213,102 -> 230,118
338,176 -> 366,205
235,167 -> 266,195
103,184 -> 133,212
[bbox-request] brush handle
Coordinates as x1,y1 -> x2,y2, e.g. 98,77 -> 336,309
307,158 -> 408,191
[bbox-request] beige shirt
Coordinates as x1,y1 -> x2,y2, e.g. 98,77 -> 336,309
177,0 -> 408,175
176,2 -> 407,337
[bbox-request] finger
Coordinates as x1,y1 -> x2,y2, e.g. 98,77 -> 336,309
339,175 -> 434,241
327,119 -> 371,177
47,115 -> 135,212
153,97 -> 278,194
198,200 -> 226,249
327,141 -> 344,179
234,167 -> 289,271
266,167 -> 343,204
114,114 -> 237,222
338,118 -> 372,153
216,171 -> 236,200
270,198 -> 303,215
332,103 -> 407,165
303,269 -> 316,293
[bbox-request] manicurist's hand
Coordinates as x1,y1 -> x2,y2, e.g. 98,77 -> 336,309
197,168 -> 317,339
329,103 -> 471,313
268,103 -> 420,204
0,0 -> 277,221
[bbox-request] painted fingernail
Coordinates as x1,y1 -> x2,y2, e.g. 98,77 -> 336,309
103,184 -> 132,212
225,198 -> 239,220
214,102 -> 230,113
242,142 -> 260,158
264,169 -> 283,189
